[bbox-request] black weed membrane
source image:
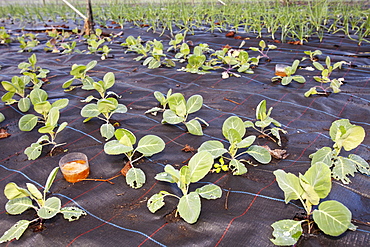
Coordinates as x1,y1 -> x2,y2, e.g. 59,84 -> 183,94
0,14 -> 369,247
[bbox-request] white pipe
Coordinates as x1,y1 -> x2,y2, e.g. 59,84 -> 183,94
61,0 -> 87,20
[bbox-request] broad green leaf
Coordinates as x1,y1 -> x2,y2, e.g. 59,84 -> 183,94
313,200 -> 351,236
1,92 -> 16,104
222,116 -> 245,141
104,140 -> 133,155
81,77 -> 94,90
103,72 -> 115,89
56,122 -> 68,134
330,79 -> 342,93
93,81 -> 104,95
85,60 -> 97,71
270,219 -> 303,246
186,95 -> 203,114
237,135 -> 256,148
34,101 -> 51,115
302,163 -> 331,199
24,142 -> 42,160
1,81 -> 17,92
292,75 -> 306,83
313,61 -> 324,71
5,197 -> 33,215
178,192 -> 201,224
60,207 -> 87,221
274,169 -> 303,203
244,120 -> 254,128
162,109 -> 184,124
304,87 -> 318,97
0,112 -> 4,122
26,183 -> 43,201
0,220 -> 30,243
185,119 -> 203,136
44,167 -> 60,196
348,154 -> 370,175
136,135 -> 165,156
226,128 -> 242,144
113,104 -> 127,114
115,128 -> 136,145
309,147 -> 334,167
38,197 -> 61,219
246,145 -> 271,164
29,88 -> 48,105
45,107 -> 59,128
332,156 -> 357,184
256,100 -> 267,120
62,78 -> 74,89
81,103 -> 100,118
51,98 -> 69,110
100,123 -> 115,141
330,119 -> 365,151
4,183 -> 31,200
97,98 -> 118,114
340,126 -> 365,152
147,192 -> 167,213
19,114 -> 38,131
126,168 -> 146,189
229,159 -> 247,175
281,76 -> 293,85
18,97 -> 30,112
154,91 -> 166,105
195,184 -> 222,200
259,40 -> 266,49
168,93 -> 186,117
154,165 -> 179,183
38,125 -> 54,134
188,151 -> 213,183
299,175 -> 320,206
179,165 -> 191,192
198,140 -> 227,159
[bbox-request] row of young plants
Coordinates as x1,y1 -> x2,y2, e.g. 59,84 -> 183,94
1,0 -> 369,44
1,26 -> 350,97
0,56 -> 369,245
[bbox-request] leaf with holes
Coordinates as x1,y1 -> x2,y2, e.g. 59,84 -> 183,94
270,219 -> 304,246
38,197 -> 61,219
60,207 -> 87,221
126,168 -> 146,189
0,220 -> 30,243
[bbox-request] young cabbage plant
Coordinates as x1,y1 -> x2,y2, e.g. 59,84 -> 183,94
85,29 -> 112,60
249,40 -> 277,60
18,54 -> 50,86
0,167 -> 86,244
80,72 -> 126,140
18,88 -> 69,160
62,60 -> 97,91
18,33 -> 39,52
143,39 -> 175,69
178,44 -> 215,74
173,42 -> 191,63
211,48 -> 258,79
301,49 -> 322,62
120,35 -> 151,61
0,26 -> 11,44
145,89 -> 173,115
161,92 -> 208,136
167,33 -> 186,52
198,116 -> 272,175
104,128 -> 165,189
271,60 -> 306,85
147,151 -> 222,224
309,119 -> 369,184
304,56 -> 347,97
244,100 -> 287,146
1,75 -> 32,112
271,163 -> 356,246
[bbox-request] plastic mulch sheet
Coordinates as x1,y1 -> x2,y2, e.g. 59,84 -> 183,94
0,23 -> 369,246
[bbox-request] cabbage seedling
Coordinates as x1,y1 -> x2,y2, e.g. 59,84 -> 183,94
244,100 -> 287,146
198,116 -> 271,175
0,167 -> 86,243
271,163 -> 356,246
145,89 -> 173,115
18,88 -> 69,160
304,56 -> 347,97
104,128 -> 165,189
309,119 -> 369,184
161,92 -> 208,136
1,75 -> 32,112
249,40 -> 277,60
62,60 -> 97,91
147,151 -> 222,224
